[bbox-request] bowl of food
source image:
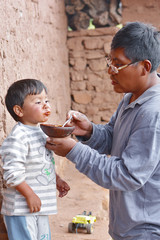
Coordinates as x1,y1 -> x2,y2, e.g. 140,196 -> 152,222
40,124 -> 75,138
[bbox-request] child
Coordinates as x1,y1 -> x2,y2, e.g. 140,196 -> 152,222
0,79 -> 70,240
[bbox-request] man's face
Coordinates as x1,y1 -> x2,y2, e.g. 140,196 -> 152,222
108,48 -> 144,95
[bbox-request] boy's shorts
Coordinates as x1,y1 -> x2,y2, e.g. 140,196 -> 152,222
3,215 -> 51,240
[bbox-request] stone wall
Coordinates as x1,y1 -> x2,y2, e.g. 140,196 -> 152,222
68,0 -> 160,124
68,27 -> 123,124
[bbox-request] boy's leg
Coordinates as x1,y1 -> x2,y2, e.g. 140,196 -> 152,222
4,215 -> 51,240
37,216 -> 51,240
3,215 -> 33,240
25,215 -> 51,240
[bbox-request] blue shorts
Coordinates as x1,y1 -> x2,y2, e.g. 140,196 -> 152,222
3,215 -> 51,240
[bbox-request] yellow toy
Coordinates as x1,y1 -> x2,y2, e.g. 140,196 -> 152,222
68,211 -> 96,234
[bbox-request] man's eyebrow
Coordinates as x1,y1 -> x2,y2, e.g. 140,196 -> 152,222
112,57 -> 120,61
107,55 -> 122,62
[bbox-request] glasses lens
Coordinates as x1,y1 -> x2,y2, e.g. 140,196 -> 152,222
111,66 -> 118,74
106,57 -> 112,68
106,57 -> 118,73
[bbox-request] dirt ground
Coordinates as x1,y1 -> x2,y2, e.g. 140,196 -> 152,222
50,160 -> 111,240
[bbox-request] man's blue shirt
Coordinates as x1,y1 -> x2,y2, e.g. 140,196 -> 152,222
67,84 -> 160,239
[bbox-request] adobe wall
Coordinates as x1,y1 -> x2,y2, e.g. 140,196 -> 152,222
0,0 -> 70,142
0,1 -> 71,171
0,1 -> 69,238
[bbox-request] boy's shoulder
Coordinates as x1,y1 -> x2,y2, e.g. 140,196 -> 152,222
0,123 -> 26,150
2,123 -> 46,146
9,122 -> 28,136
5,122 -> 42,142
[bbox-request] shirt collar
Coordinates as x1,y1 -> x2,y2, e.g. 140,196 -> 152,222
124,83 -> 160,109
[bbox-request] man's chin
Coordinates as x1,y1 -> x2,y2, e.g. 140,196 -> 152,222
113,86 -> 123,93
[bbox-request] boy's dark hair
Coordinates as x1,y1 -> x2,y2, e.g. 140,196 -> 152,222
5,79 -> 48,121
111,21 -> 160,72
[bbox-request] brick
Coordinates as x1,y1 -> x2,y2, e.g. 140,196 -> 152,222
83,38 -> 104,49
72,91 -> 92,104
70,69 -> 85,81
88,58 -> 107,71
85,50 -> 105,59
73,58 -> 87,71
71,81 -> 86,90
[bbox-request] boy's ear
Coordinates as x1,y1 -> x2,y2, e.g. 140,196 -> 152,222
13,105 -> 24,118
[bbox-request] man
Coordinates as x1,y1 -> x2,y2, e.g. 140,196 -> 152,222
46,22 -> 160,239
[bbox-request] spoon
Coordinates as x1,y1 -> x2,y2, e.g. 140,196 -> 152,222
62,115 -> 73,127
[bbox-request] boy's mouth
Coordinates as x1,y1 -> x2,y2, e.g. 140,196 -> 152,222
44,111 -> 51,117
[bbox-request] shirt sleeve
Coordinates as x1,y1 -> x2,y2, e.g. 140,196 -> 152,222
76,110 -> 117,155
0,135 -> 28,187
66,109 -> 160,192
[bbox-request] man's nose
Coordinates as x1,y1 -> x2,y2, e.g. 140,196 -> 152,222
108,65 -> 118,75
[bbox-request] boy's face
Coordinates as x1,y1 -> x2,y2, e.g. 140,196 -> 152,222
14,89 -> 51,126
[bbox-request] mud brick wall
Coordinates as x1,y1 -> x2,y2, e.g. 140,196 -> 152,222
0,1 -> 70,239
67,27 -> 123,124
0,1 -> 70,171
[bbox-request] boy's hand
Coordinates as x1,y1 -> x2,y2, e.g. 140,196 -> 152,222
56,175 -> 70,198
26,192 -> 42,213
16,181 -> 41,213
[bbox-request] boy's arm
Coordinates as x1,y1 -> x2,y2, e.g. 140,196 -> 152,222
16,181 -> 41,213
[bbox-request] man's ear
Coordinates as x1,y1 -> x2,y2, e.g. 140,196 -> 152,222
143,60 -> 152,73
13,105 -> 24,118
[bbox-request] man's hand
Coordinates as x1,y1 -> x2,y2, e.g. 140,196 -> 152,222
46,137 -> 77,157
65,110 -> 93,139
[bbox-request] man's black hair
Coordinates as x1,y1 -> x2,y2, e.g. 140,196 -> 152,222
111,21 -> 160,72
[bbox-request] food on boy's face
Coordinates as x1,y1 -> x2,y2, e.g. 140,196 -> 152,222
44,111 -> 51,117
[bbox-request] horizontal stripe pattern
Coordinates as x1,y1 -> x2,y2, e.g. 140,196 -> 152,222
0,122 -> 57,216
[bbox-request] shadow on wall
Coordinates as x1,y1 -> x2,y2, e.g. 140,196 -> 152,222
0,171 -> 8,239
0,214 -> 8,240
65,0 -> 122,30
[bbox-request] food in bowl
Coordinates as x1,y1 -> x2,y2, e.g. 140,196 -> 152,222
40,124 -> 75,138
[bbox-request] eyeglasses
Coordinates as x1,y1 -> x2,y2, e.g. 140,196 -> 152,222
106,57 -> 139,74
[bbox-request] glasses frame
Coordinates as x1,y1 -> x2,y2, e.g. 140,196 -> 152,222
106,57 -> 139,74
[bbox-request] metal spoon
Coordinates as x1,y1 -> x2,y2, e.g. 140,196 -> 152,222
62,115 -> 73,127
